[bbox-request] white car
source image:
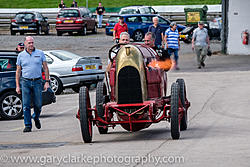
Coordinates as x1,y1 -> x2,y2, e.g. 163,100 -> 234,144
44,50 -> 104,95
119,6 -> 157,15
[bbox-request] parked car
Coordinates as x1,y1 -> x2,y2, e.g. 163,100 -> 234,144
105,14 -> 186,41
56,7 -> 97,36
10,11 -> 50,35
0,50 -> 56,120
44,50 -> 105,95
119,6 -> 157,15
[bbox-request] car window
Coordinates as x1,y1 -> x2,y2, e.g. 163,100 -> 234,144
0,58 -> 16,72
45,55 -> 53,64
15,13 -> 35,21
149,7 -> 156,14
108,16 -> 119,23
49,51 -> 79,61
158,17 -> 170,25
140,7 -> 150,14
120,9 -> 137,14
126,16 -> 140,23
58,9 -> 79,18
141,16 -> 152,23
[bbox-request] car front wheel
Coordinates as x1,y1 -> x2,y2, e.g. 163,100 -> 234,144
0,91 -> 23,120
133,30 -> 144,41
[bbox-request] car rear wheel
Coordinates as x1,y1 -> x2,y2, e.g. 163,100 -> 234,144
81,26 -> 87,36
0,91 -> 23,120
133,30 -> 144,41
50,76 -> 63,95
11,30 -> 16,35
45,26 -> 49,35
36,26 -> 42,35
92,25 -> 97,34
57,31 -> 62,36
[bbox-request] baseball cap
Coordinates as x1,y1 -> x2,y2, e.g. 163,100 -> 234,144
170,22 -> 177,27
18,42 -> 24,47
198,21 -> 204,25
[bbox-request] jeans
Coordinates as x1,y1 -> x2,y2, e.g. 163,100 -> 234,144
22,78 -> 43,128
97,15 -> 103,28
167,48 -> 179,65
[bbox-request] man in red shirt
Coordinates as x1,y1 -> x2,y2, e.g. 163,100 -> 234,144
113,16 -> 128,43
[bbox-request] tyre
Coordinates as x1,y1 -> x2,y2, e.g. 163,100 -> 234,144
170,83 -> 180,140
57,31 -> 62,36
176,79 -> 187,131
45,26 -> 49,35
36,26 -> 42,35
80,26 -> 87,36
133,30 -> 144,41
79,86 -> 92,143
96,81 -> 108,134
10,30 -> 16,35
92,24 -> 97,34
0,91 -> 23,120
50,76 -> 63,95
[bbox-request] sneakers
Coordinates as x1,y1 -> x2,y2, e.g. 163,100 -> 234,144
34,119 -> 41,129
23,127 -> 31,133
201,62 -> 205,67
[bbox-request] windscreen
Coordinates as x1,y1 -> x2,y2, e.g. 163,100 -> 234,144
58,9 -> 79,18
108,16 -> 119,23
50,51 -> 79,61
120,9 -> 137,14
15,13 -> 35,21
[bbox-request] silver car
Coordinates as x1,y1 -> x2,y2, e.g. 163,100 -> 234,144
44,50 -> 105,95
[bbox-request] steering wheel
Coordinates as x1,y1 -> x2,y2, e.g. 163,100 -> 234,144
108,43 -> 127,62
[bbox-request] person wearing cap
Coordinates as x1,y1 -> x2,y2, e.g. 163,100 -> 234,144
16,42 -> 25,52
113,16 -> 128,43
164,22 -> 180,70
148,17 -> 164,48
192,21 -> 210,69
16,36 -> 50,133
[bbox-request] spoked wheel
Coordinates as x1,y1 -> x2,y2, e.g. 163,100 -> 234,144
170,83 -> 180,140
50,76 -> 63,95
176,78 -> 187,131
79,86 -> 92,143
96,81 -> 108,134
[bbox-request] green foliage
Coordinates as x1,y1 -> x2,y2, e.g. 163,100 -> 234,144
0,0 -> 221,8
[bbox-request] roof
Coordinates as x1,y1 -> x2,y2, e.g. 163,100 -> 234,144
0,50 -> 19,56
109,14 -> 159,17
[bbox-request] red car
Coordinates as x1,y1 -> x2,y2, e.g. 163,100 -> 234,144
56,8 -> 97,36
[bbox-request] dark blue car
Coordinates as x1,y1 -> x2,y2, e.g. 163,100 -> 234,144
105,14 -> 186,41
0,51 -> 56,120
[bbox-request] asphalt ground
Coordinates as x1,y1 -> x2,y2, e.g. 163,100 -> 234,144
0,29 -> 250,167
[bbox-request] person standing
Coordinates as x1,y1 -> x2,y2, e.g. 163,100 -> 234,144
192,21 -> 210,69
164,22 -> 180,70
16,42 -> 25,52
113,16 -> 128,43
71,0 -> 78,7
148,17 -> 164,48
58,0 -> 66,8
16,36 -> 50,133
96,2 -> 105,28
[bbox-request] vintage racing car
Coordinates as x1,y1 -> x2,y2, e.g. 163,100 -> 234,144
76,43 -> 190,143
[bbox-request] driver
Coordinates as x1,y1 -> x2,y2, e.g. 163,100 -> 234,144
106,32 -> 130,72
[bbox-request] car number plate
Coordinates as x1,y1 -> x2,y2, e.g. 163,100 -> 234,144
20,26 -> 28,29
110,29 -> 114,32
85,65 -> 96,70
64,20 -> 74,23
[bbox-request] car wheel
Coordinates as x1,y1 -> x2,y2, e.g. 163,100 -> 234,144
50,76 -> 63,95
0,91 -> 23,120
133,30 -> 144,41
92,25 -> 97,34
57,31 -> 62,36
11,30 -> 16,35
36,26 -> 42,35
45,26 -> 49,35
170,83 -> 180,140
81,26 -> 87,36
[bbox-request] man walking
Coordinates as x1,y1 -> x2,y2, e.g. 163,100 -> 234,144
16,36 -> 50,133
192,21 -> 210,69
113,16 -> 128,43
164,22 -> 180,70
96,2 -> 105,28
148,17 -> 164,48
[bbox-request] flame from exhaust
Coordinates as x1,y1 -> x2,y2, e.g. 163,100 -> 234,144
148,58 -> 174,71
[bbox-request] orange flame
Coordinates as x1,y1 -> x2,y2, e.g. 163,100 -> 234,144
148,59 -> 173,71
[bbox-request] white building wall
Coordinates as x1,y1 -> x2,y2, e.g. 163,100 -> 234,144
227,0 -> 250,55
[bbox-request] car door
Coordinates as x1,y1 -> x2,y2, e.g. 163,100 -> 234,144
0,57 -> 17,90
125,16 -> 142,36
86,8 -> 95,29
140,16 -> 153,33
